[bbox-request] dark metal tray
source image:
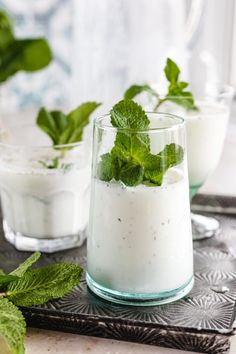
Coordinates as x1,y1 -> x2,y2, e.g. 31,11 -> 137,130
1,194 -> 236,354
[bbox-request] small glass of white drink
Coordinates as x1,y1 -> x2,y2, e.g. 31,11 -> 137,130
86,100 -> 193,306
0,121 -> 92,253
158,86 -> 234,239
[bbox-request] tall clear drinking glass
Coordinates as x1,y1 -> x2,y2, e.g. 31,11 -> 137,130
86,112 -> 193,306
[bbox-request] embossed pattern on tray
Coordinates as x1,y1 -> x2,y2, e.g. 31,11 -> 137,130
0,195 -> 236,354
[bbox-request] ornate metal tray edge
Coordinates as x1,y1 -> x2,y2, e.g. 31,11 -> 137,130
23,308 -> 231,354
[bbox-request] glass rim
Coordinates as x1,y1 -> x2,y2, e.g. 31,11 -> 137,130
94,111 -> 185,133
0,122 -> 86,150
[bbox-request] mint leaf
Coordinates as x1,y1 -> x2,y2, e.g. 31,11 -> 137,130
159,143 -> 184,167
0,275 -> 19,288
0,38 -> 52,83
120,163 -> 144,186
36,102 -> 100,147
111,99 -> 149,130
164,58 -> 180,84
0,10 -> 52,82
97,153 -> 121,182
59,102 -> 101,144
7,263 -> 83,306
123,58 -> 198,112
97,100 -> 184,187
0,11 -> 14,52
124,84 -> 159,100
143,144 -> 184,185
36,107 -> 59,144
164,58 -> 198,111
97,153 -> 115,181
0,253 -> 84,354
143,154 -> 164,185
0,298 -> 26,354
10,252 -> 41,278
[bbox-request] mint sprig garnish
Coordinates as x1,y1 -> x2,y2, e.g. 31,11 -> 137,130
0,252 -> 83,354
124,58 -> 198,112
36,102 -> 101,146
0,10 -> 52,83
97,99 -> 184,187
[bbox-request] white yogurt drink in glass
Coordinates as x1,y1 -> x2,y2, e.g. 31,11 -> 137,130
87,105 -> 194,306
0,124 -> 90,252
159,86 -> 234,239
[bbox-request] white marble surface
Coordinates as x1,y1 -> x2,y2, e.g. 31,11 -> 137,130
25,122 -> 236,354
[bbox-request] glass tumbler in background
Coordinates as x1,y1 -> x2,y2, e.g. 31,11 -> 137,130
0,123 -> 91,252
87,112 -> 194,306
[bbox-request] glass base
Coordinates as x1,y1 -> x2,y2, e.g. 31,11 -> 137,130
189,184 -> 201,200
3,220 -> 86,253
86,273 -> 194,306
191,213 -> 220,241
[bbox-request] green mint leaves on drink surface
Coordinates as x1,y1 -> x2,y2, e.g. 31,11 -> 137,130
0,252 -> 83,354
36,102 -> 101,146
0,10 -> 52,83
124,58 -> 198,111
97,99 -> 184,187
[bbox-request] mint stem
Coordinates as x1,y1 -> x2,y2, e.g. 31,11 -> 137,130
153,97 -> 167,111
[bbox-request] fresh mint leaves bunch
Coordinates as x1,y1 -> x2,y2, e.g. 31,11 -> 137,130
97,99 -> 184,187
0,10 -> 52,83
124,58 -> 198,111
0,251 -> 83,354
36,102 -> 101,146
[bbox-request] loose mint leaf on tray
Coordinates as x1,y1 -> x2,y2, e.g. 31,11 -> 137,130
0,275 -> 19,288
7,263 -> 83,306
0,298 -> 26,354
10,252 -> 41,278
0,252 -> 84,354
